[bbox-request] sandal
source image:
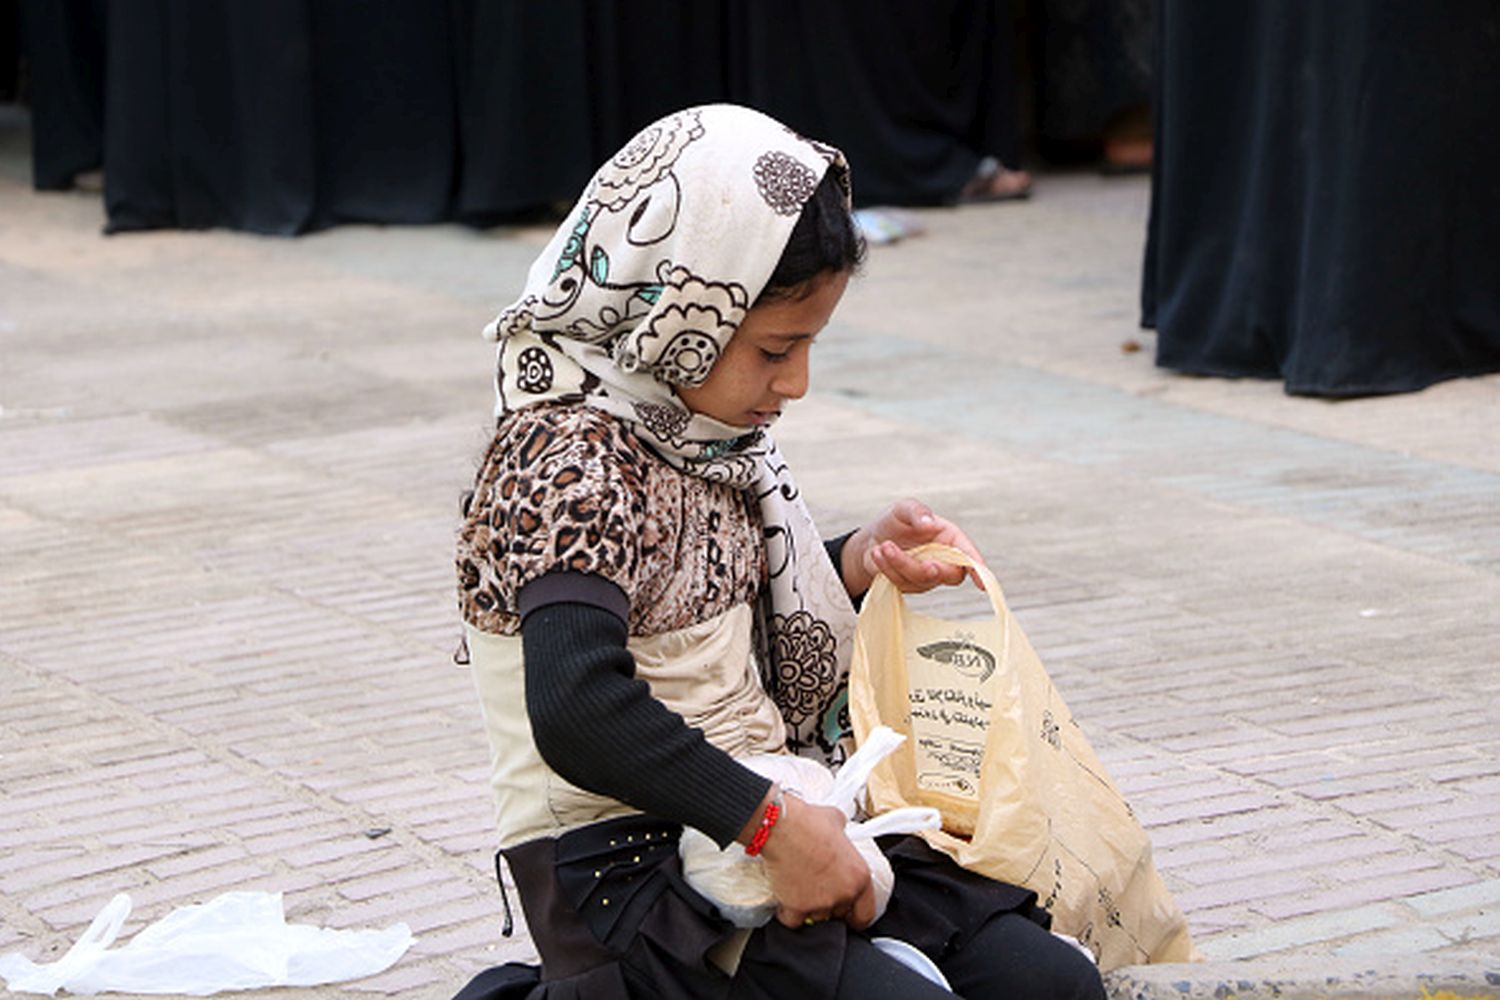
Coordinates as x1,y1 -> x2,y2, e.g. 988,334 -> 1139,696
959,156 -> 1033,203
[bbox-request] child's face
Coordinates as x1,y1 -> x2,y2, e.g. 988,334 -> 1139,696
675,270 -> 849,429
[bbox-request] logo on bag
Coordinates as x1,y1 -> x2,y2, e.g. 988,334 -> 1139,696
917,769 -> 978,796
916,635 -> 996,682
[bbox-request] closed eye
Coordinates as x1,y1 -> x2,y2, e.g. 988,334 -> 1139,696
760,349 -> 791,362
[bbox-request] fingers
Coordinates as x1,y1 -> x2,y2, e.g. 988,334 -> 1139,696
939,525 -> 988,591
867,539 -> 968,593
762,802 -> 874,931
846,880 -> 878,930
944,522 -> 985,565
878,500 -> 989,592
774,905 -> 806,929
884,498 -> 940,545
890,497 -> 934,529
775,897 -> 874,931
875,501 -> 979,559
774,902 -> 836,928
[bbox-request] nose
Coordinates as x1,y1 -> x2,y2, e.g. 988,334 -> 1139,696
770,351 -> 810,401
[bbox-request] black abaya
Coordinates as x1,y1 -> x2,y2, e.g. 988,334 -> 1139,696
16,0 -> 106,191
99,0 -> 457,235
454,1 -> 730,223
20,1 -> 1027,228
730,0 -> 1023,207
1142,1 -> 1500,396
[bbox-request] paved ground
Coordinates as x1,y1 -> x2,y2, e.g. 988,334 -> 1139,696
2,106 -> 1497,998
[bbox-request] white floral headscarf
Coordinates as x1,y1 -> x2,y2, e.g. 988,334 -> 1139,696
484,104 -> 858,759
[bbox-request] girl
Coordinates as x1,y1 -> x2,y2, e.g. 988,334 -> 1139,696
456,104 -> 1104,999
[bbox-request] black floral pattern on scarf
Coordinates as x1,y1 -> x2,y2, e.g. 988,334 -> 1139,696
691,450 -> 761,488
753,151 -> 820,216
632,401 -> 692,444
655,329 -> 720,385
593,109 -> 705,213
491,294 -> 537,341
619,264 -> 749,386
769,609 -> 841,729
516,347 -> 555,394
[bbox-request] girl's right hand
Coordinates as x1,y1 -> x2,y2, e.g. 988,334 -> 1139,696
751,792 -> 877,929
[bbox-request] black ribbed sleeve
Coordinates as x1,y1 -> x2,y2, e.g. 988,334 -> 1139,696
824,530 -> 864,609
520,601 -> 772,847
824,532 -> 852,584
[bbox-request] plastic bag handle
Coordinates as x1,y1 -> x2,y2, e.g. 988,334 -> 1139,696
828,726 -> 907,816
848,807 -> 942,840
866,542 -> 1013,653
7,893 -> 131,994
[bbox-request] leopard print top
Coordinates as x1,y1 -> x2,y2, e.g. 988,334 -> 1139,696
457,402 -> 767,637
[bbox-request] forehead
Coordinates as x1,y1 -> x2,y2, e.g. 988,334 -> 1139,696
739,273 -> 849,338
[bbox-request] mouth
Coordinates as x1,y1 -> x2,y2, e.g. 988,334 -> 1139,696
748,410 -> 781,425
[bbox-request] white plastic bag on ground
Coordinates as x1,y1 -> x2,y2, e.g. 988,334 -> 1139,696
679,726 -> 940,928
0,891 -> 414,997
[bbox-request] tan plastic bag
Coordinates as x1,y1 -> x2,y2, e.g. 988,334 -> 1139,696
849,544 -> 1200,971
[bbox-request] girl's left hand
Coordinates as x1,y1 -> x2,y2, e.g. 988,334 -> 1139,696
841,498 -> 986,597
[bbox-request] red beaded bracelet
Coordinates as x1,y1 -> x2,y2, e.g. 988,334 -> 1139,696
744,791 -> 784,857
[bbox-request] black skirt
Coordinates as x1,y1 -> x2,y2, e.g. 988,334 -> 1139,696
455,814 -> 1045,1000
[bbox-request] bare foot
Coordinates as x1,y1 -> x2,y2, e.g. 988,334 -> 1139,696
73,169 -> 105,193
1102,137 -> 1153,173
1102,106 -> 1153,173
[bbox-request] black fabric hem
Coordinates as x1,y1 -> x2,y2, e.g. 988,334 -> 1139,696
1155,354 -> 1500,399
519,571 -> 629,626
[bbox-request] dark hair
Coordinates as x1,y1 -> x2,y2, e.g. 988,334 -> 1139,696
758,168 -> 866,303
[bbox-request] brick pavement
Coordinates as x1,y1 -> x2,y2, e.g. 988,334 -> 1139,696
2,107 -> 1497,998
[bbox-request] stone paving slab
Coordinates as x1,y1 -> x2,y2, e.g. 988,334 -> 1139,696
1108,958 -> 1500,999
2,105 -> 1497,998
